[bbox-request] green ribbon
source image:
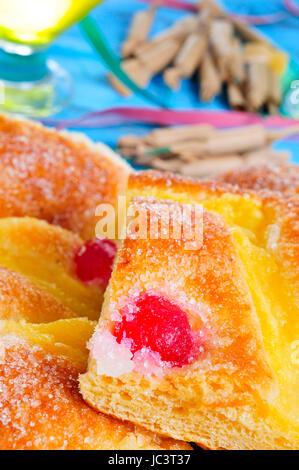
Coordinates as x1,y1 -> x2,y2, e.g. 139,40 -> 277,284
145,146 -> 171,156
79,15 -> 167,108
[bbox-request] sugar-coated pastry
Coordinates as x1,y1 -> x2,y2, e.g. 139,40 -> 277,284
80,170 -> 299,450
0,217 -> 116,321
0,113 -> 130,239
0,266 -> 75,323
0,319 -> 192,450
216,163 -> 299,194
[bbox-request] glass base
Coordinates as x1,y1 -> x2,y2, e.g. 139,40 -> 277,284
0,59 -> 72,117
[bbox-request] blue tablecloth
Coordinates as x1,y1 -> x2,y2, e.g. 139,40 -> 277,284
50,0 -> 299,163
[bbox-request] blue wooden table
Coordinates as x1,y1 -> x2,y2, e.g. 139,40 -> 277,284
49,0 -> 299,162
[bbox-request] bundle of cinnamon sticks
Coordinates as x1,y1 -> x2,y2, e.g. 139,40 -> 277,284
117,123 -> 299,178
109,0 -> 288,113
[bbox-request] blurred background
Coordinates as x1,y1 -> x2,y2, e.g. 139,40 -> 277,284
0,0 -> 298,165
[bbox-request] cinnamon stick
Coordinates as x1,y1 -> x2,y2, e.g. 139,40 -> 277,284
152,157 -> 182,172
122,4 -> 158,58
109,37 -> 181,97
172,125 -> 267,156
163,10 -> 210,90
164,32 -> 207,89
227,81 -> 245,110
180,155 -> 242,177
135,15 -> 199,56
199,50 -> 222,101
163,68 -> 181,90
245,60 -> 269,111
228,38 -> 245,83
117,135 -> 143,158
118,135 -> 142,148
171,140 -> 208,157
118,121 -> 295,177
204,125 -> 267,154
244,148 -> 290,165
210,19 -> 234,81
144,124 -> 214,147
137,37 -> 182,75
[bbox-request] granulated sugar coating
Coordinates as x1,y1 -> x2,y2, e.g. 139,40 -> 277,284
0,266 -> 75,322
0,336 -> 191,450
216,163 -> 299,195
0,114 -> 129,239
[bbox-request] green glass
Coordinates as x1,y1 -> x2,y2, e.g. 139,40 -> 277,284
0,0 -> 103,117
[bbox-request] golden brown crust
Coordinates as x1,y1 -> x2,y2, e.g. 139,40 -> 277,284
129,169 -> 230,200
0,320 -> 191,450
0,114 -> 130,239
0,217 -> 103,321
216,163 -> 299,194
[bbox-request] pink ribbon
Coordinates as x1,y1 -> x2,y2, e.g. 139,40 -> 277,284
282,0 -> 299,16
139,0 -> 287,24
45,107 -> 299,140
140,0 -> 197,12
231,11 -> 287,25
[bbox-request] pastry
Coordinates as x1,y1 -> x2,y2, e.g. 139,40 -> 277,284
0,318 -> 191,450
0,217 -> 116,321
0,113 -> 130,239
216,163 -> 299,194
80,170 -> 299,449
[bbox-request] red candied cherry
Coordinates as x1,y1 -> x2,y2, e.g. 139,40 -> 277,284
75,238 -> 117,287
114,292 -> 201,367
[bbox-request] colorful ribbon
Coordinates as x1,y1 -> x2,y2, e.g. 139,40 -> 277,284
45,107 -> 299,140
282,0 -> 299,16
140,0 -> 288,25
140,0 -> 198,12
